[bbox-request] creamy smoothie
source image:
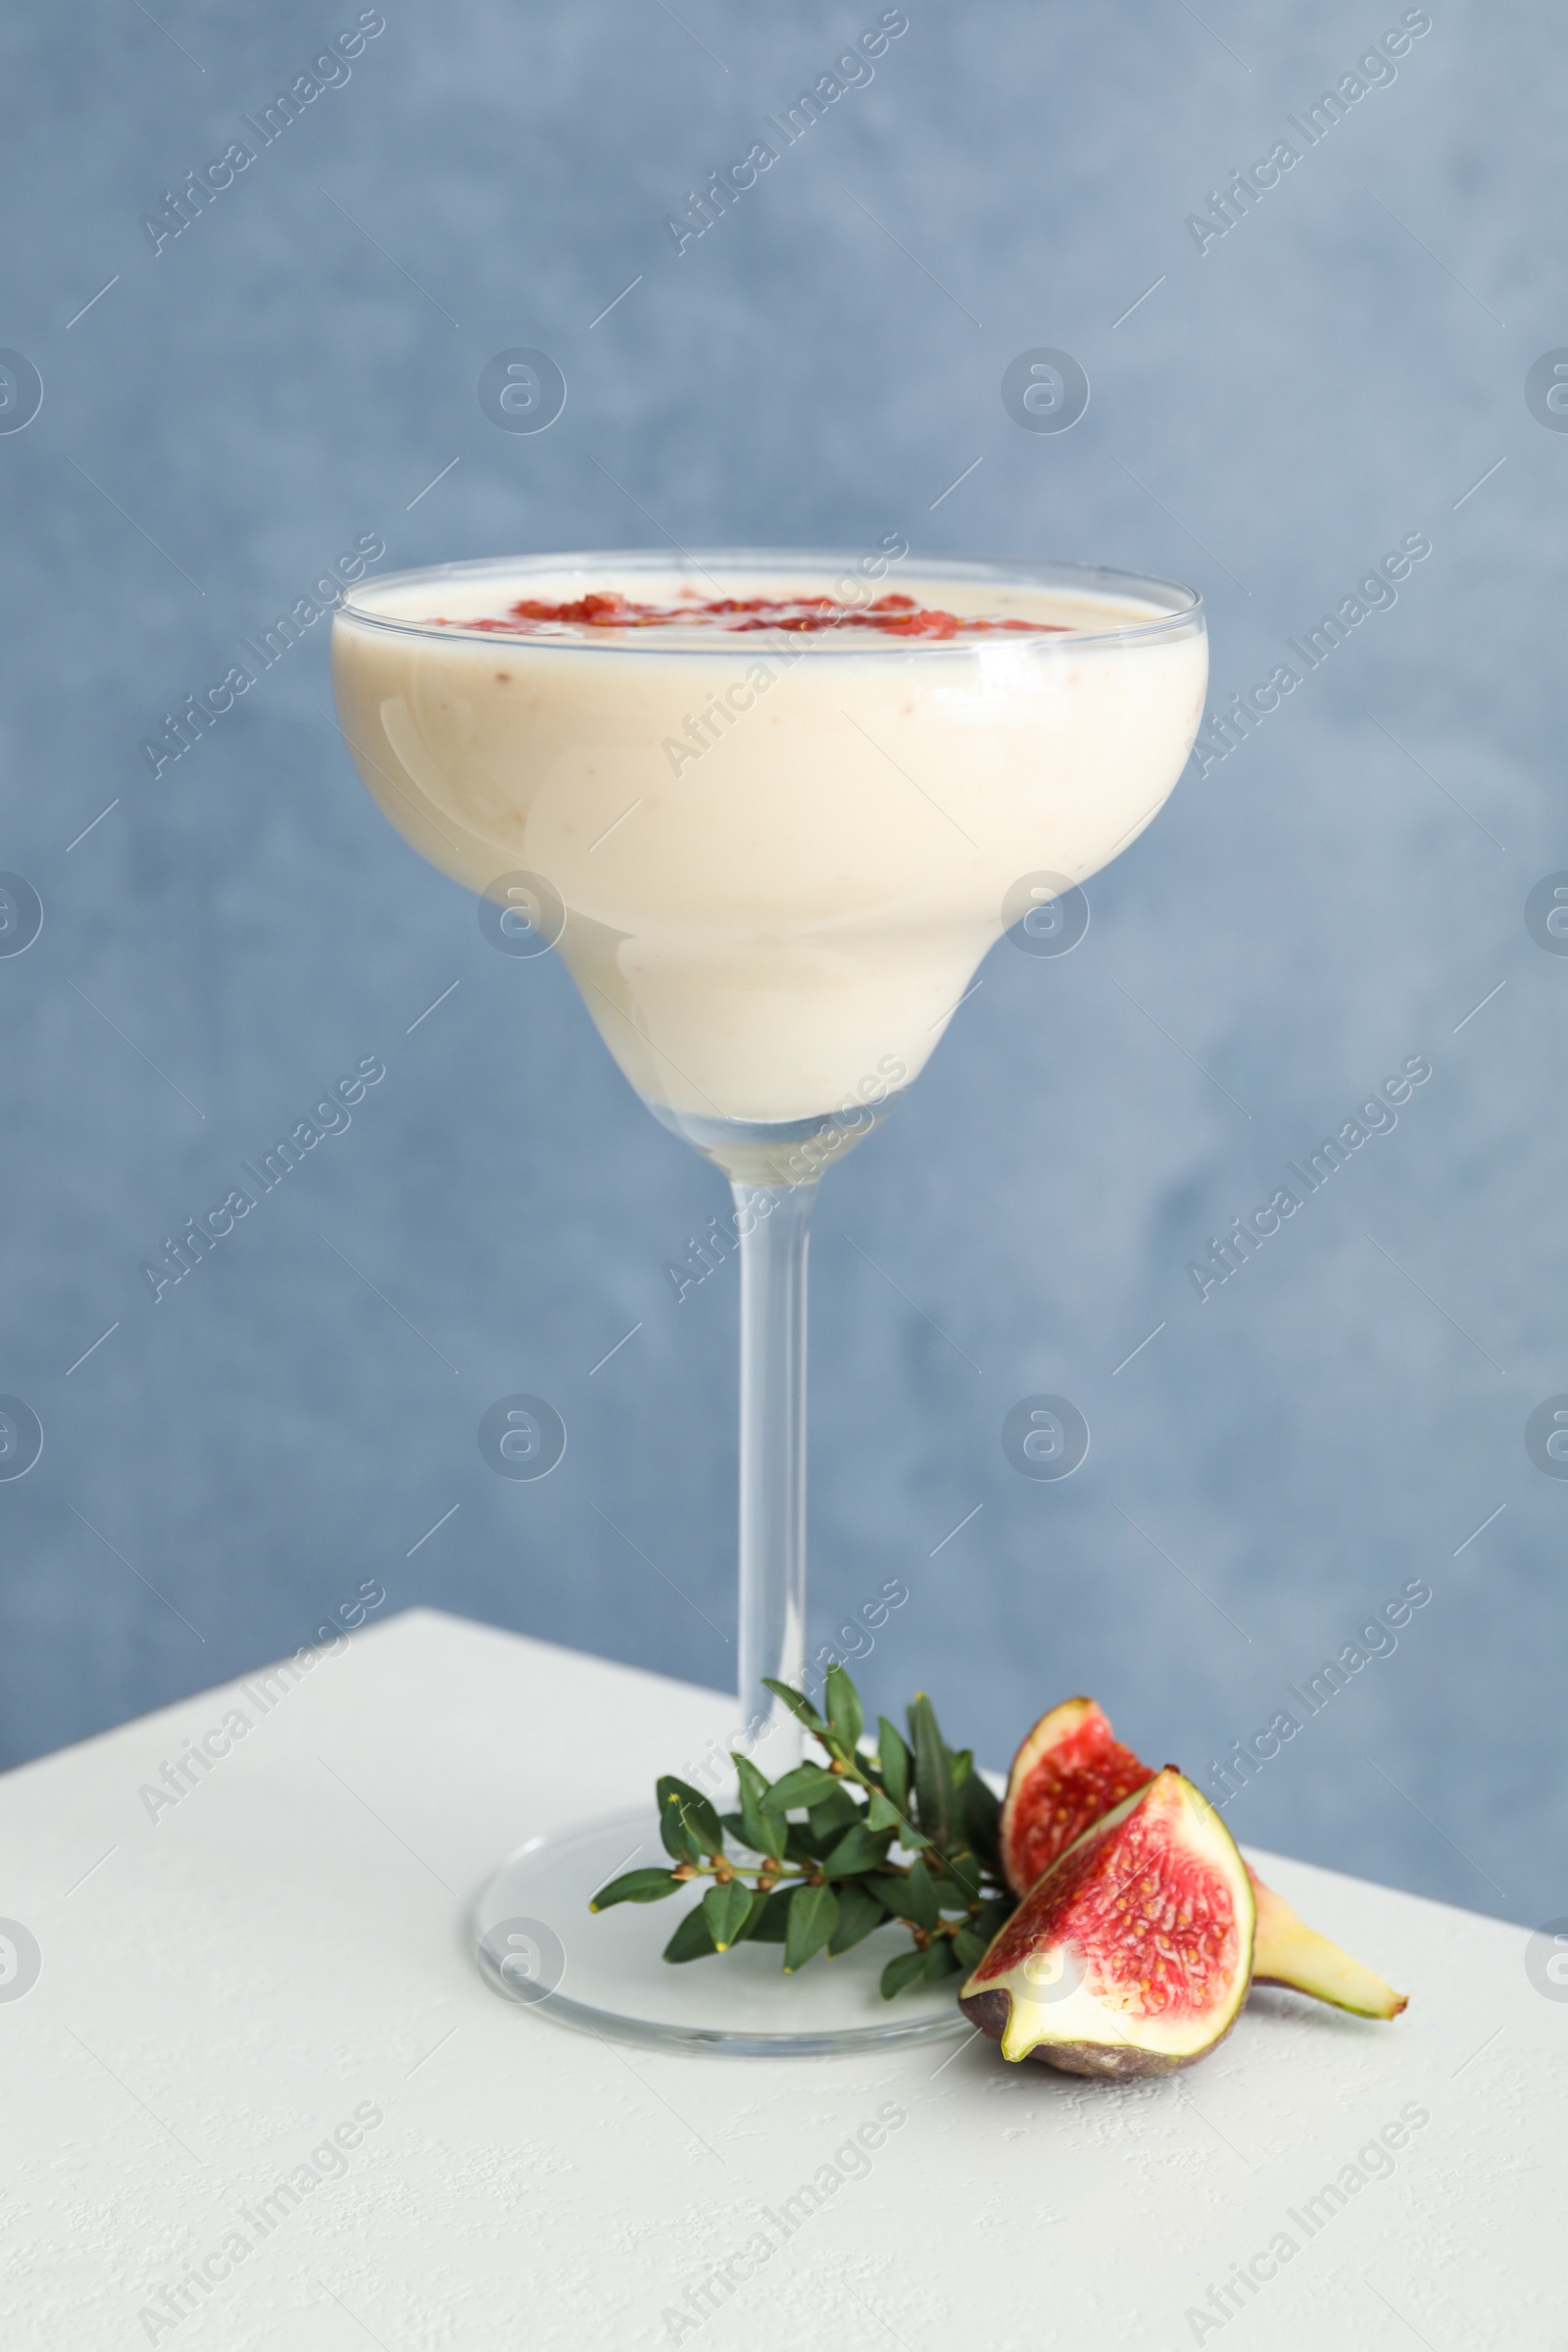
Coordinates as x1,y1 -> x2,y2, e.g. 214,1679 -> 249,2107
332,555 -> 1205,1166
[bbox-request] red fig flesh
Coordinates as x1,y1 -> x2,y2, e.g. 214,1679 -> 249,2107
960,1768 -> 1254,2076
1000,1696 -> 1154,1896
999,1698 -> 1407,2023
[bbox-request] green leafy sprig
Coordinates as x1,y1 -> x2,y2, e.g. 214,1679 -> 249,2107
590,1665 -> 1015,1998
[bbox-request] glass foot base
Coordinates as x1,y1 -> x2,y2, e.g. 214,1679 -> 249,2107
471,1808 -> 970,2055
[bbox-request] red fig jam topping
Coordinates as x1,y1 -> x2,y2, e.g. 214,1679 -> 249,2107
425,592 -> 1067,640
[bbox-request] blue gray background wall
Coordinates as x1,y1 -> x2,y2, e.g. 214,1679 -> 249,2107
0,0 -> 1560,1930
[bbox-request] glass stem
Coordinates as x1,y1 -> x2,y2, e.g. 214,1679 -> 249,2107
734,1178 -> 818,1778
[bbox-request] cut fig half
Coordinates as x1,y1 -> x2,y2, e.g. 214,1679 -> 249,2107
1000,1696 -> 1407,2024
959,1768 -> 1254,2077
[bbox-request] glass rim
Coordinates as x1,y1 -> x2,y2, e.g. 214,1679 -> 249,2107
334,547 -> 1204,655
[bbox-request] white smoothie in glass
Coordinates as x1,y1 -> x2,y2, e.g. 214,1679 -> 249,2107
332,554 -> 1206,1169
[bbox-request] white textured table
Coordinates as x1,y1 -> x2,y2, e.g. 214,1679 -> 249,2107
1,1609 -> 1556,2349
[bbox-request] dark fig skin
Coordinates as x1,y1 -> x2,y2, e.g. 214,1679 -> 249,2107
957,1982 -> 1248,2078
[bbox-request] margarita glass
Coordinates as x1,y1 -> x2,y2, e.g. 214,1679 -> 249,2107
332,549 -> 1205,2051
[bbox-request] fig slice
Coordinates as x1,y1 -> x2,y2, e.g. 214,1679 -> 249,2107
1000,1696 -> 1407,2023
1000,1696 -> 1154,1897
959,1768 -> 1254,2077
1249,1870 -> 1407,2020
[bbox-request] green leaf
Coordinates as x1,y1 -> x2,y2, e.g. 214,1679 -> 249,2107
666,1776 -> 726,1850
880,1947 -> 927,2000
901,1855 -> 940,1932
824,1662 -> 864,1754
735,1886 -> 775,1942
659,1806 -> 703,1865
808,1786 -> 861,1842
746,1885 -> 797,1943
785,1822 -> 825,1864
867,1872 -> 914,1917
761,1763 -> 842,1813
733,1755 -> 787,1862
784,1883 -> 839,1974
703,1880 -> 756,1952
953,1928 -> 988,1971
941,1849 -> 987,1908
950,1746 -> 974,1790
590,1867 -> 684,1910
657,1775 -> 724,1857
828,1883 -> 888,1956
961,1771 -> 1004,1876
908,1695 -> 952,1848
864,1788 -> 906,1836
820,1822 -> 898,1880
877,1719 -> 911,1813
761,1677 -> 827,1737
662,1903 -> 719,1964
921,1937 -> 961,1981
